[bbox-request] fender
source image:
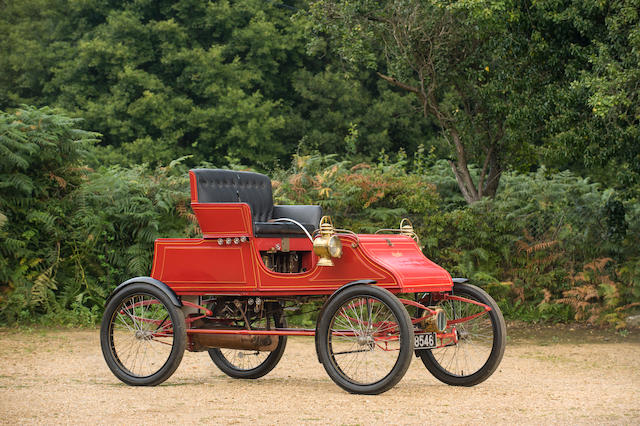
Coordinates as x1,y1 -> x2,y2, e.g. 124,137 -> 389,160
105,276 -> 182,308
314,279 -> 376,363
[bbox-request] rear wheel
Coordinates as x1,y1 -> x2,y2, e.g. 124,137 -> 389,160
316,284 -> 413,395
100,283 -> 186,386
418,282 -> 506,386
208,311 -> 287,379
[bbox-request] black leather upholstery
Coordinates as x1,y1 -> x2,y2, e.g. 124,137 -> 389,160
253,221 -> 317,238
272,205 -> 322,228
191,169 -> 321,238
192,169 -> 273,222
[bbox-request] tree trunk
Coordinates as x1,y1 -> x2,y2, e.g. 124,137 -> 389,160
446,127 -> 482,204
482,149 -> 501,197
448,138 -> 502,203
449,160 -> 478,203
376,72 -> 502,204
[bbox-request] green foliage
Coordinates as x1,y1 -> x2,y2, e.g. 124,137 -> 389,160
68,163 -> 196,305
273,154 -> 640,326
1,130 -> 639,327
1,0 -> 639,328
507,0 -> 640,196
307,0 -> 544,202
0,0 -> 435,171
0,106 -> 98,324
288,68 -> 433,160
0,108 -> 195,324
273,152 -> 442,233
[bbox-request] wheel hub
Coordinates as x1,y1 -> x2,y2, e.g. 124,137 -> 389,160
134,330 -> 152,340
357,334 -> 375,350
458,329 -> 468,341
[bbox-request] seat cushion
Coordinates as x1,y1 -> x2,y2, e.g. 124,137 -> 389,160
254,221 -> 317,238
190,169 -> 321,238
272,205 -> 322,228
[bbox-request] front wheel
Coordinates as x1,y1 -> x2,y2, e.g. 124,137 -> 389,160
418,282 -> 506,386
100,283 -> 186,386
316,284 -> 414,395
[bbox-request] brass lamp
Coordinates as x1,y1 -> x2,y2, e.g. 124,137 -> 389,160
313,216 -> 343,266
421,307 -> 447,332
400,218 -> 415,237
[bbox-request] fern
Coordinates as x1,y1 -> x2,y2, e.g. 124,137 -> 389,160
31,269 -> 58,308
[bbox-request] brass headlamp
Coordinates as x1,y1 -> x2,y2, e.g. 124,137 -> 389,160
400,218 -> 415,237
313,216 -> 343,267
421,307 -> 447,332
400,218 -> 419,242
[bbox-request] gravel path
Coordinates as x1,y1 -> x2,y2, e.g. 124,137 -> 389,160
0,325 -> 638,424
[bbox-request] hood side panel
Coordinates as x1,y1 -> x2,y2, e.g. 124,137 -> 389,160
356,234 -> 453,292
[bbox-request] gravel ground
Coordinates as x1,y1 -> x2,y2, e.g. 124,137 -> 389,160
0,324 -> 638,425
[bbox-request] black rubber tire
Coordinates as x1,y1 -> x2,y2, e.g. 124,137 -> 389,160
100,283 -> 186,386
419,282 -> 506,386
208,312 -> 287,379
316,284 -> 414,395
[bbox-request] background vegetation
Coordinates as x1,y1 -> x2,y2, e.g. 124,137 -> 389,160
0,0 -> 638,328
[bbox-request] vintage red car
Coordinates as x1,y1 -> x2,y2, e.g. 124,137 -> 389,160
100,168 -> 506,394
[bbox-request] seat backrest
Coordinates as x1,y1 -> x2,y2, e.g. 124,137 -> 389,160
190,169 -> 273,222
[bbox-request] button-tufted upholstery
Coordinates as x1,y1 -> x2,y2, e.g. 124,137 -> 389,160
190,169 -> 321,237
192,169 -> 273,222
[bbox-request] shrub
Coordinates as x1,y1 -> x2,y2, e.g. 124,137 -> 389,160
0,106 -> 98,323
0,107 -> 194,325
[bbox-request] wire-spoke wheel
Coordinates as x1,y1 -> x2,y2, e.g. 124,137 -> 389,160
208,311 -> 287,379
100,283 -> 186,386
316,284 -> 413,395
418,282 -> 506,386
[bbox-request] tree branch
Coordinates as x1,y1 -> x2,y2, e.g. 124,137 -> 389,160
376,72 -> 422,95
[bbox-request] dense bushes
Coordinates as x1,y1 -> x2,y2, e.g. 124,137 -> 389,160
274,155 -> 640,328
1,108 -> 638,327
0,0 -> 433,168
0,107 -> 193,324
0,107 -> 98,323
1,0 -> 638,330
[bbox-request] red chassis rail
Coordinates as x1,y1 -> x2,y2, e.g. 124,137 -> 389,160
181,294 -> 491,350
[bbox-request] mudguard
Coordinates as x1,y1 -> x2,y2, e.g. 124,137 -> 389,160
105,276 -> 182,307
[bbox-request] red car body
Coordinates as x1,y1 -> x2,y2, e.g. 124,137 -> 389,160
149,171 -> 453,296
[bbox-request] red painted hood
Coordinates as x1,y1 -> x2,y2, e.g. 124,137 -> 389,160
352,234 -> 453,292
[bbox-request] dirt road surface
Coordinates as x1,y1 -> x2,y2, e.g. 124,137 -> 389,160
0,324 -> 638,425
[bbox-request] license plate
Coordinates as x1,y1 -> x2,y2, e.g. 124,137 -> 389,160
414,332 -> 437,350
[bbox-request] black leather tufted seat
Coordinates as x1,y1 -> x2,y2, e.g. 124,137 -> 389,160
191,169 -> 322,238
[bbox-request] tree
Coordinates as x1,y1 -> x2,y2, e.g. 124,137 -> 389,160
538,0 -> 640,195
0,0 -> 310,167
287,66 -> 437,159
309,0 -> 538,203
0,0 -> 436,169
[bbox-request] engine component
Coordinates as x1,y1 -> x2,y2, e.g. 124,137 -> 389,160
261,251 -> 302,273
190,332 -> 278,352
